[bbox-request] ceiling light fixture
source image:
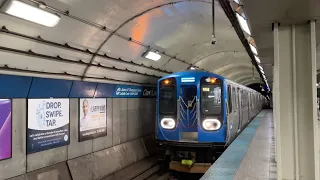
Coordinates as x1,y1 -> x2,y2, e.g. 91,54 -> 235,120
258,65 -> 263,71
142,50 -> 161,61
254,55 -> 261,63
249,44 -> 258,55
1,0 -> 60,27
234,0 -> 241,4
236,13 -> 251,35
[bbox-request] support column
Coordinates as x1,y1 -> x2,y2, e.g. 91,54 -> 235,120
273,21 -> 319,180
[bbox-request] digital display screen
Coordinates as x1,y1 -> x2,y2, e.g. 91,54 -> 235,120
202,87 -> 210,92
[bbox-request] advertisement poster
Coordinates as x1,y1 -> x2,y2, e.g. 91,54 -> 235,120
113,85 -> 156,98
27,99 -> 70,154
0,99 -> 11,160
79,98 -> 107,142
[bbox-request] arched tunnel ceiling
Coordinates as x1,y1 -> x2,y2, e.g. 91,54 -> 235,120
0,0 -> 260,86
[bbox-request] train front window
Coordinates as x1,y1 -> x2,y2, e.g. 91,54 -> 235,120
182,86 -> 197,110
201,85 -> 221,114
159,86 -> 176,114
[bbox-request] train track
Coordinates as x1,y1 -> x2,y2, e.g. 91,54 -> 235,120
144,166 -> 204,180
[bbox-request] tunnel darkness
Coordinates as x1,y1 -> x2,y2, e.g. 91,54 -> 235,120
247,83 -> 270,97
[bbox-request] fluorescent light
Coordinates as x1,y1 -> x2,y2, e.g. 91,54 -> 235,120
254,55 -> 261,63
2,0 -> 60,27
190,67 -> 196,70
143,50 -> 161,61
258,65 -> 263,70
234,0 -> 241,4
236,13 -> 251,35
250,44 -> 258,55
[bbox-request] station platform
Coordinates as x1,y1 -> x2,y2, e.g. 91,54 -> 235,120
201,110 -> 277,180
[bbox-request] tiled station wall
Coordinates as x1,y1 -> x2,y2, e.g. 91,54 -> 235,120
0,98 -> 156,180
0,74 -> 157,180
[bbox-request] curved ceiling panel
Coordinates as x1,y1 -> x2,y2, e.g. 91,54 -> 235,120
0,10 -> 108,50
226,71 -> 259,82
0,0 -> 260,86
215,63 -> 254,75
242,79 -> 262,86
234,75 -> 260,84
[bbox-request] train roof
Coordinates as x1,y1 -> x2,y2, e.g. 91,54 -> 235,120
159,70 -> 263,95
159,70 -> 225,81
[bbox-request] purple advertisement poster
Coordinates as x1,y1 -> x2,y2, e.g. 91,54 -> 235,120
0,99 -> 11,160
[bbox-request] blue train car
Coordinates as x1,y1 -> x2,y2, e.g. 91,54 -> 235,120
156,70 -> 266,173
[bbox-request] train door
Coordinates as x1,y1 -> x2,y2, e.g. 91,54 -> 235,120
248,92 -> 250,122
179,85 -> 198,141
237,88 -> 242,132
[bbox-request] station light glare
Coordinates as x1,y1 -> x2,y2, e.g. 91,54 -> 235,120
236,13 -> 251,36
254,55 -> 261,63
249,44 -> 258,55
1,0 -> 60,27
143,50 -> 161,61
190,67 -> 196,70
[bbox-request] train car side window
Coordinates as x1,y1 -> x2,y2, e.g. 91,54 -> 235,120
227,85 -> 232,113
232,87 -> 236,111
236,87 -> 240,109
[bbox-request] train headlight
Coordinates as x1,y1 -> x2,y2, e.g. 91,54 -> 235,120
202,119 -> 221,131
160,118 -> 176,129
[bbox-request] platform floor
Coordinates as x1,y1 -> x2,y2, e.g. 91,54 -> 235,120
234,110 -> 277,180
201,110 -> 277,180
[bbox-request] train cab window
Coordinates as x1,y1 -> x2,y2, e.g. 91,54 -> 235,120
227,85 -> 232,113
201,84 -> 221,114
159,86 -> 176,114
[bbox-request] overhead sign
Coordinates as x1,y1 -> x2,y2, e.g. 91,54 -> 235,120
113,85 -> 156,98
0,99 -> 11,160
142,87 -> 157,97
27,99 -> 70,154
79,98 -> 107,142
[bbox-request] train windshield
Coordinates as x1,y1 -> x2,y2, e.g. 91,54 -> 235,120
159,86 -> 176,114
201,85 -> 221,114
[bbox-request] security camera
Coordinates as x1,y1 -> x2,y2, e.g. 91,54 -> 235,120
211,37 -> 217,45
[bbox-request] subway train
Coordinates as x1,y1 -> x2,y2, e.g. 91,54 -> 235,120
156,70 -> 267,173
